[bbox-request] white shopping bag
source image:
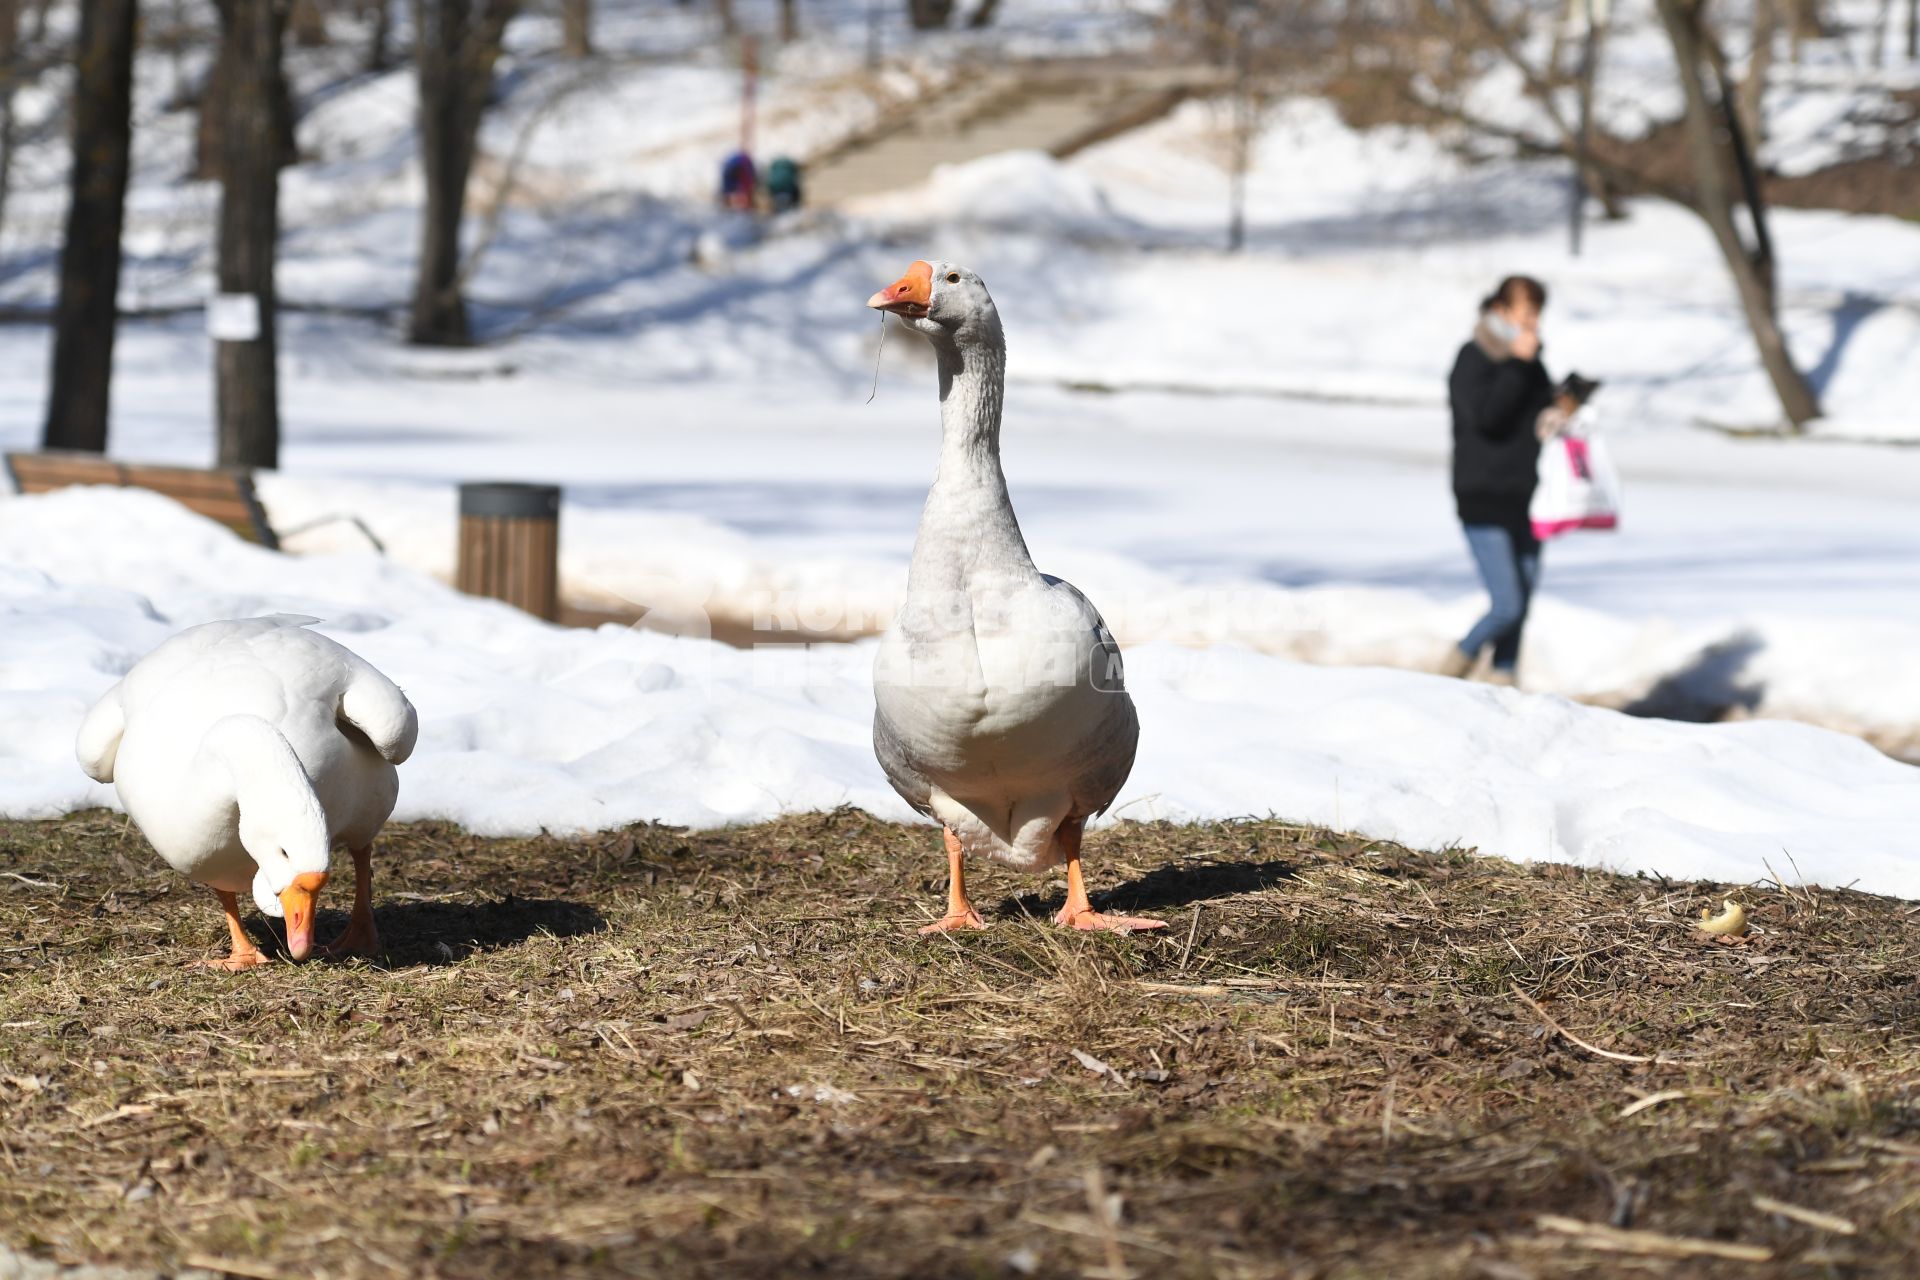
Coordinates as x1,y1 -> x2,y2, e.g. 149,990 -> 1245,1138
1531,430 -> 1621,539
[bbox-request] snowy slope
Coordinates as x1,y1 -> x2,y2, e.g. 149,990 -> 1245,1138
2,1 -> 1915,432
5,488 -> 1918,898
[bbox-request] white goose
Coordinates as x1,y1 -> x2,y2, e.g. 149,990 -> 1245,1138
76,616 -> 418,969
868,260 -> 1163,934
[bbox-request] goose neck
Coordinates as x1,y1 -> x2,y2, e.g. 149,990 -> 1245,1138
933,332 -> 1007,481
197,715 -> 330,874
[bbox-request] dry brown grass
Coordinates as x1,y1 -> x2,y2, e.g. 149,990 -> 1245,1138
4,810 -> 1920,1278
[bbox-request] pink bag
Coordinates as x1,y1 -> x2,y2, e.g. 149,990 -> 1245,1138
1530,433 -> 1621,539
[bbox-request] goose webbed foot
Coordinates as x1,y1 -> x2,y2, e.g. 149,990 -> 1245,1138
919,906 -> 988,934
202,948 -> 271,972
319,915 -> 380,959
915,827 -> 991,935
320,843 -> 380,959
1054,848 -> 1165,934
205,889 -> 271,971
1052,905 -> 1167,933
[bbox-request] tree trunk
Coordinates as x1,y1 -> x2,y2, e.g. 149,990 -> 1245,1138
43,0 -> 137,454
1569,0 -> 1623,235
409,0 -> 516,346
714,0 -> 738,36
289,0 -> 329,45
214,0 -> 288,470
1738,0 -> 1774,147
360,0 -> 391,71
197,11 -> 298,180
1908,0 -> 1917,60
0,0 -> 19,245
907,0 -> 953,30
562,0 -> 590,54
1655,0 -> 1821,429
195,35 -> 228,178
1783,0 -> 1823,60
967,0 -> 999,27
777,0 -> 797,42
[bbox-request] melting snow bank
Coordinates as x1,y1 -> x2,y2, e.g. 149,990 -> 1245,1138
4,489 -> 1918,898
252,471 -> 1920,764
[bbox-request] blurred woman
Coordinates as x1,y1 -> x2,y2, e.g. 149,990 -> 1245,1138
1441,276 -> 1555,685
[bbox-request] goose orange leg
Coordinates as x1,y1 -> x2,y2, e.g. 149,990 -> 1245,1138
321,844 -> 380,959
1053,824 -> 1166,933
918,827 -> 988,934
205,890 -> 270,971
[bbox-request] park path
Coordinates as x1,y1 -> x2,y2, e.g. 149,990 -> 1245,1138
805,59 -> 1218,206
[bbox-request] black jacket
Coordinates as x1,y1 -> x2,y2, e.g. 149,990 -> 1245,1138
1449,338 -> 1553,532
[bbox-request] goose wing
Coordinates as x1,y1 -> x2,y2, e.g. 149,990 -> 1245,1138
1040,574 -> 1139,818
338,664 -> 419,765
75,682 -> 127,784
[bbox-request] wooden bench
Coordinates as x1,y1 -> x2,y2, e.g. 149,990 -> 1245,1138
6,451 -> 282,548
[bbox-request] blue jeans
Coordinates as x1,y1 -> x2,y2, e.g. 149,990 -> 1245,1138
1458,523 -> 1540,672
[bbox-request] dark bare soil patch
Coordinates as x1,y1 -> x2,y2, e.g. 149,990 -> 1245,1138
3,811 -> 1920,1278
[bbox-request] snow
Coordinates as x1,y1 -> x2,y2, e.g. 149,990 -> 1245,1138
6,487 -> 1919,899
1432,0 -> 1920,182
9,309 -> 1916,757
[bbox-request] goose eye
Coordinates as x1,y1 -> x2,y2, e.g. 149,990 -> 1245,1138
945,272 -> 960,284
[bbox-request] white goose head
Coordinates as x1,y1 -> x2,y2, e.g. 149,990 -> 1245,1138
248,836 -> 330,963
197,715 -> 333,961
241,802 -> 332,959
867,260 -> 1001,350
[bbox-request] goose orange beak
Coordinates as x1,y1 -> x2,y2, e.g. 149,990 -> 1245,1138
279,871 -> 329,962
867,261 -> 932,318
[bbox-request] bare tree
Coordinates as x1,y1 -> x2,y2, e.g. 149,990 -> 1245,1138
43,0 -> 138,453
0,0 -> 66,240
1782,0 -> 1826,59
409,0 -> 518,346
213,0 -> 292,469
1567,0 -> 1617,252
907,0 -> 953,30
359,0 -> 392,71
562,0 -> 591,54
1162,0 -> 1320,248
197,1 -> 298,179
1737,0 -> 1775,147
289,0 -> 329,45
0,0 -> 20,242
1654,0 -> 1819,426
1354,0 -> 1819,428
